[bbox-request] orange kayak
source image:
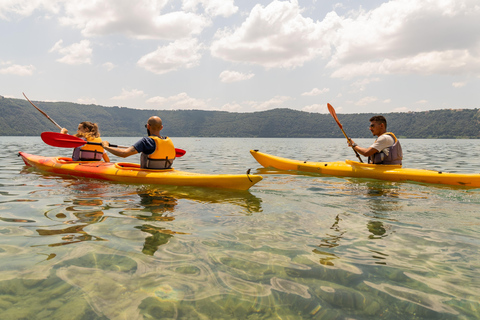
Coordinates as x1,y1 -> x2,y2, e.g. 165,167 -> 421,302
19,152 -> 262,190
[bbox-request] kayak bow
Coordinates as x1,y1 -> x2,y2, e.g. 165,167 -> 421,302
250,150 -> 480,188
19,152 -> 262,190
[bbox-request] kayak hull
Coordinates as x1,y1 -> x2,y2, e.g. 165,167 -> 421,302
19,152 -> 262,190
250,150 -> 480,188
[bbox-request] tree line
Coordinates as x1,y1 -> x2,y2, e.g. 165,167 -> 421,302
1,95 -> 479,138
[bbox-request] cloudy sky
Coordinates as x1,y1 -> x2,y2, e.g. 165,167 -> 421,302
1,0 -> 479,114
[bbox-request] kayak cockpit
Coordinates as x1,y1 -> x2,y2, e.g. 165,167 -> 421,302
114,162 -> 175,172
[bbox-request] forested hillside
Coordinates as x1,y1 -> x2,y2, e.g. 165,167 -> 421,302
1,96 -> 479,138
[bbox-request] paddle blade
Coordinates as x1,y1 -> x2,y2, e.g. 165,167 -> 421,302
41,132 -> 87,148
42,131 -> 186,157
175,148 -> 186,158
327,103 -> 343,129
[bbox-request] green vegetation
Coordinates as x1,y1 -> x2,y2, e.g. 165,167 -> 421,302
1,95 -> 479,138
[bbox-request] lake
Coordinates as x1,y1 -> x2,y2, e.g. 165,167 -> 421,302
1,136 -> 480,319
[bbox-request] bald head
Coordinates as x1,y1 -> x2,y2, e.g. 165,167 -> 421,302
147,116 -> 163,131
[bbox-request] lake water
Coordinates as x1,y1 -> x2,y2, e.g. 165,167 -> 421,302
1,136 -> 480,319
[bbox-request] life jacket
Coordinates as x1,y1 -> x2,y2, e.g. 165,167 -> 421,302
140,136 -> 176,169
72,137 -> 105,161
368,132 -> 403,165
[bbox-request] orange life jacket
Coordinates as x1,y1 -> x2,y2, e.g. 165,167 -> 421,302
140,136 -> 176,169
72,137 -> 104,161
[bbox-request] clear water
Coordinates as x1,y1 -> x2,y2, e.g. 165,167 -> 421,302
1,136 -> 479,319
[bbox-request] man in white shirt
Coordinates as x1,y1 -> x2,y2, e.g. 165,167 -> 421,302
348,116 -> 403,165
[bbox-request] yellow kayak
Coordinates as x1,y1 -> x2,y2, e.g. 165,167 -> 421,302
250,150 -> 480,187
19,152 -> 262,190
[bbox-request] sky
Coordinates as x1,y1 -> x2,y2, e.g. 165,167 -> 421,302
1,0 -> 479,114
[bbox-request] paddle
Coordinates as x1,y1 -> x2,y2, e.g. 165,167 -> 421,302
41,132 -> 186,158
327,103 -> 363,163
23,92 -> 63,130
24,93 -> 187,158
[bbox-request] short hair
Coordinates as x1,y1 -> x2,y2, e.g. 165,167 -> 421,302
369,115 -> 387,128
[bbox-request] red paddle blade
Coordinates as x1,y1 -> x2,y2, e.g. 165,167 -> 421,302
42,131 -> 187,157
327,103 -> 343,129
41,132 -> 87,148
175,148 -> 186,158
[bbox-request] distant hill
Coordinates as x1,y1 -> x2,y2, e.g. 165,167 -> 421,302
1,95 -> 479,138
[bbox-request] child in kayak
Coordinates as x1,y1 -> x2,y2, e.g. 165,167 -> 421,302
60,122 -> 110,162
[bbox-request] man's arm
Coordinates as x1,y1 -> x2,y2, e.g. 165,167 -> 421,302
352,145 -> 378,157
101,141 -> 138,158
348,140 -> 378,157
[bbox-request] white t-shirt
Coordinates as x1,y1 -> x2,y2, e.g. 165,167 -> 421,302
370,134 -> 394,156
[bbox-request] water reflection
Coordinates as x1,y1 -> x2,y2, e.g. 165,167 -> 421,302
313,214 -> 343,266
364,182 -> 402,216
37,199 -> 107,247
314,182 -> 404,267
35,183 -> 262,256
130,190 -> 186,256
4,138 -> 480,319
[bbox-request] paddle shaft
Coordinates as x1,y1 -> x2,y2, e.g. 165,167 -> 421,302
40,132 -> 186,157
327,103 -> 363,163
84,141 -> 186,157
23,92 -> 62,130
87,141 -> 126,148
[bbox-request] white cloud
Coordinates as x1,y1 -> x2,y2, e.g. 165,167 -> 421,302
49,39 -> 92,65
111,88 -> 145,101
102,62 -> 116,71
301,87 -> 329,96
452,81 -> 466,88
416,99 -> 428,104
302,104 -> 327,113
351,78 -> 380,92
146,92 -> 210,110
0,62 -> 35,76
331,50 -> 480,79
219,70 -> 254,83
60,1 -> 209,40
0,0 -> 61,20
393,106 -> 410,112
77,97 -> 98,105
182,0 -> 238,17
355,96 -> 378,106
137,38 -> 203,75
327,0 -> 480,78
250,95 -> 291,110
217,96 -> 292,112
219,102 -> 244,111
211,0 -> 333,68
